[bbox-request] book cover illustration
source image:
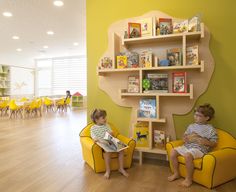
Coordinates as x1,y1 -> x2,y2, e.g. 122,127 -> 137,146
186,45 -> 199,65
128,76 -> 140,93
127,52 -> 139,68
159,18 -> 172,35
188,15 -> 200,32
172,72 -> 187,93
99,57 -> 113,69
128,22 -> 141,38
139,99 -> 157,118
167,48 -> 182,66
173,20 -> 188,33
137,17 -> 153,37
146,73 -> 168,93
117,55 -> 128,69
140,50 -> 152,68
133,122 -> 149,147
154,130 -> 165,148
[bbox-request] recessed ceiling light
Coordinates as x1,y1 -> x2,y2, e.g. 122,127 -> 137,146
43,45 -> 49,49
47,31 -> 54,35
2,12 -> 13,17
73,42 -> 79,46
53,0 -> 64,7
12,36 -> 20,40
16,48 -> 22,52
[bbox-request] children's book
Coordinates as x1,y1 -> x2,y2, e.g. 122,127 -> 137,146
139,99 -> 157,118
128,76 -> 140,93
146,73 -> 168,93
186,45 -> 199,65
137,17 -> 153,37
133,122 -> 149,147
128,22 -> 141,38
127,52 -> 139,68
188,15 -> 200,32
96,132 -> 129,152
172,72 -> 187,93
140,50 -> 152,68
159,18 -> 172,35
154,130 -> 165,148
173,20 -> 188,33
117,55 -> 128,69
99,57 -> 113,69
167,48 -> 182,66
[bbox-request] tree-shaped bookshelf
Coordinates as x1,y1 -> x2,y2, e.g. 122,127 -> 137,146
97,11 -> 214,164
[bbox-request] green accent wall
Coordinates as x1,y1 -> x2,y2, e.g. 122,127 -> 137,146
87,0 -> 236,138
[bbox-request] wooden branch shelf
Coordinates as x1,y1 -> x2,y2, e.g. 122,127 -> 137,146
98,61 -> 204,75
136,117 -> 166,123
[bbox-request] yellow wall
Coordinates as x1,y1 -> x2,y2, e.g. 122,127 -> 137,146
87,0 -> 236,138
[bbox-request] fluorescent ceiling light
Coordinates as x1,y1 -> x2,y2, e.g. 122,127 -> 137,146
47,31 -> 54,35
2,12 -> 13,17
12,36 -> 20,40
43,45 -> 49,49
53,0 -> 64,7
16,48 -> 22,52
73,42 -> 79,46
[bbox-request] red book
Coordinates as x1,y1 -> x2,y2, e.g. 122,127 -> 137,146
172,72 -> 187,93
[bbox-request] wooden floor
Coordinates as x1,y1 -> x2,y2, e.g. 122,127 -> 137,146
0,110 -> 235,192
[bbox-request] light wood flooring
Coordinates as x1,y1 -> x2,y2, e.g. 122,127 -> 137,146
0,110 -> 235,192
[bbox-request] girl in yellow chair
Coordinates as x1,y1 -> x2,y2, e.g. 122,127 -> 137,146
90,109 -> 129,179
168,104 -> 218,187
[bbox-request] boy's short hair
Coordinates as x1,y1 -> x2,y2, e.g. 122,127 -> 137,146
194,103 -> 215,121
90,109 -> 107,123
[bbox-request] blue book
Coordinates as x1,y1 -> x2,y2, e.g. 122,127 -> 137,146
139,99 -> 157,118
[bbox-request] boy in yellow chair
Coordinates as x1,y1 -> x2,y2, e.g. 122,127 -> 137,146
168,104 -> 218,187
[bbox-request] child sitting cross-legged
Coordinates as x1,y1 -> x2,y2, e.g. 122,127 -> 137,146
168,104 -> 218,187
90,109 -> 129,179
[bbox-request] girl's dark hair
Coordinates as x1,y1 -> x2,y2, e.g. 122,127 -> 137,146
90,109 -> 107,123
194,103 -> 215,121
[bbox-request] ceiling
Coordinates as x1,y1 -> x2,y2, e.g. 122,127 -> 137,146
0,0 -> 86,68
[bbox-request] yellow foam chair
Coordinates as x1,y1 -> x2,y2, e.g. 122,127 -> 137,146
80,122 -> 136,173
166,129 -> 236,188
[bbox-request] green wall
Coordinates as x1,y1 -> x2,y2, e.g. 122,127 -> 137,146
87,0 -> 236,138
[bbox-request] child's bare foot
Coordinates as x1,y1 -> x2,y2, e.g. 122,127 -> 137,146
180,179 -> 192,187
104,171 -> 110,179
168,173 -> 180,181
118,169 -> 129,177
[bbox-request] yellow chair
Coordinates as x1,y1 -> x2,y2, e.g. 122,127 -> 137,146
166,129 -> 236,188
64,97 -> 71,111
9,99 -> 23,118
55,98 -> 65,111
80,122 -> 136,173
44,97 -> 54,112
0,100 -> 9,116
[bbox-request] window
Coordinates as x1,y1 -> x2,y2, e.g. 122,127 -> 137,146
36,55 -> 87,96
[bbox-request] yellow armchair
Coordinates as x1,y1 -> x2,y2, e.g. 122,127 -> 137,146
166,129 -> 236,188
80,122 -> 136,173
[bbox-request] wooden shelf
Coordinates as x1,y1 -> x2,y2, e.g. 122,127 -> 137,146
122,24 -> 204,47
136,147 -> 167,155
98,61 -> 204,75
137,117 -> 166,123
120,84 -> 193,99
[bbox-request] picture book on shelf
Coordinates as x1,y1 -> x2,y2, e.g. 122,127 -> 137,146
99,57 -> 113,69
173,20 -> 188,33
140,50 -> 152,68
128,22 -> 141,38
186,45 -> 199,65
133,122 -> 149,147
96,132 -> 129,152
154,130 -> 165,148
159,18 -> 172,35
188,15 -> 200,32
167,48 -> 182,66
117,55 -> 128,69
137,17 -> 153,37
172,72 -> 187,93
146,73 -> 168,93
139,99 -> 157,118
127,52 -> 139,68
128,76 -> 139,93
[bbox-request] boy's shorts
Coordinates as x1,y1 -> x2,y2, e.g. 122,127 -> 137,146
174,146 -> 204,159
